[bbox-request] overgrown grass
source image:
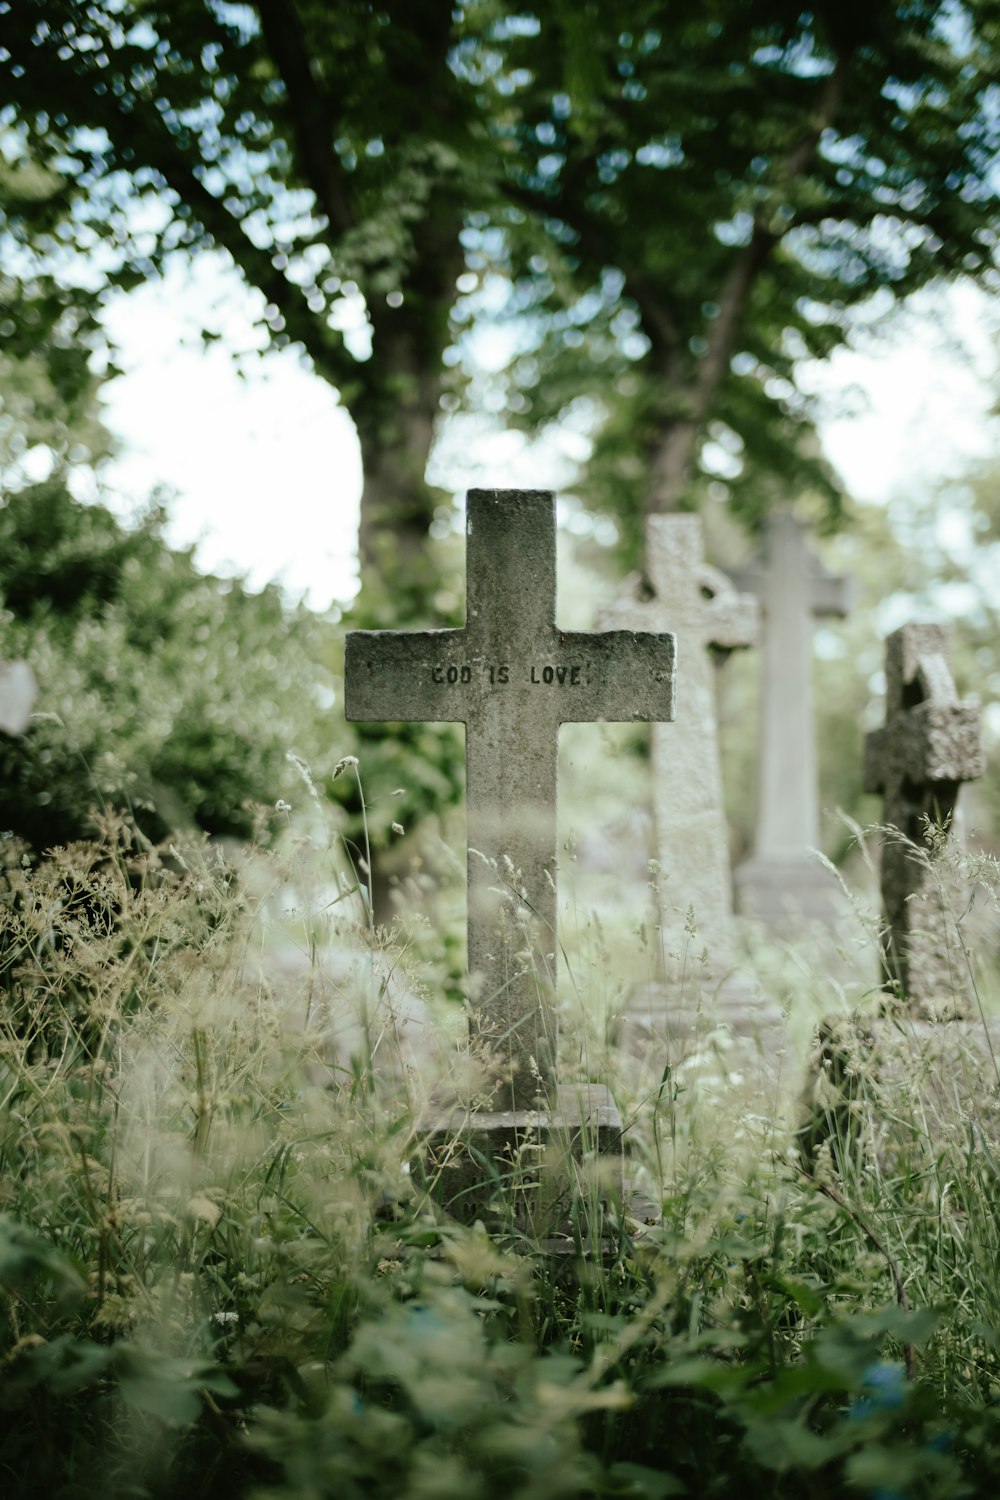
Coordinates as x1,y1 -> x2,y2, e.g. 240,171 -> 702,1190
1,796 -> 1000,1500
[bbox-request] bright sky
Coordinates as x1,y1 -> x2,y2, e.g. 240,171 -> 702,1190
96,257 -> 1000,612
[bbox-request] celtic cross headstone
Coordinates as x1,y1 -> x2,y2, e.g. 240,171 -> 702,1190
601,513 -> 757,968
864,622 -> 985,1014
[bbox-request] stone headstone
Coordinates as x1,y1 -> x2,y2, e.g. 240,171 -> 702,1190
731,506 -> 851,928
864,621 -> 985,1016
601,514 -> 758,971
345,489 -> 677,1113
0,659 -> 36,736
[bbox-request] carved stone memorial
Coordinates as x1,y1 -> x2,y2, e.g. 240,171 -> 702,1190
602,513 -> 757,975
800,623 -> 991,1160
732,506 -> 851,928
345,489 -> 676,1227
864,621 -> 985,1015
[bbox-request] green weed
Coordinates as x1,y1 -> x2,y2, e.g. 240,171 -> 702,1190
0,800 -> 998,1499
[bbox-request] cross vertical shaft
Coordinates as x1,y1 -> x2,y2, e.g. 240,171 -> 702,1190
465,492 -> 560,1097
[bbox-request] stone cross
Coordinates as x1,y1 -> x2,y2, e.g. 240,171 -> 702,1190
731,506 -> 852,926
345,489 -> 676,1109
864,622 -> 985,1015
601,514 -> 758,969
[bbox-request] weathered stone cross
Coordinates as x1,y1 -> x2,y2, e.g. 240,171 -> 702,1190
731,506 -> 851,926
345,489 -> 676,1109
601,514 -> 757,971
864,622 -> 984,1015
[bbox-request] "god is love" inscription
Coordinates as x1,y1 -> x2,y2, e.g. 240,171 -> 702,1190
430,662 -> 591,686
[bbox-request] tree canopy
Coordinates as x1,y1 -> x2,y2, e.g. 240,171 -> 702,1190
1,0 -> 998,581
0,477 -> 337,853
466,0 -> 1000,554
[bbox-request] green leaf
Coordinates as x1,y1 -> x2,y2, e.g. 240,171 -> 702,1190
0,1213 -> 86,1303
604,1460 -> 688,1497
741,1416 -> 837,1472
1,1333 -> 112,1399
845,1442 -> 923,1491
116,1347 -> 237,1427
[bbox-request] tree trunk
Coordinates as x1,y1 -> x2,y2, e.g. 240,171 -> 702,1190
354,214 -> 465,598
645,226 -> 777,516
638,63 -> 844,520
355,361 -> 442,594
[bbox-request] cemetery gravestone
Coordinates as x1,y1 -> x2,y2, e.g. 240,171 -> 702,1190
800,622 -> 991,1160
864,621 -> 985,1016
732,506 -> 851,928
345,489 -> 676,1223
601,514 -> 758,979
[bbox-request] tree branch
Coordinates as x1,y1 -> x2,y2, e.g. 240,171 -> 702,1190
646,57 -> 847,511
251,0 -> 355,238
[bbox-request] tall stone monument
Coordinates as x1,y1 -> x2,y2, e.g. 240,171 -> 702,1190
601,514 -> 758,972
864,621 -> 985,1015
345,489 -> 677,1227
732,506 -> 851,928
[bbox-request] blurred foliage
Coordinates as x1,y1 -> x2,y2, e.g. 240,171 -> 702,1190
0,145 -> 112,479
0,477 -> 339,851
718,468 -> 1000,870
456,0 -> 1000,560
0,822 -> 999,1497
0,0 -> 501,586
1,1 -> 999,591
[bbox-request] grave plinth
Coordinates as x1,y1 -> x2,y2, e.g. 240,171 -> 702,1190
864,622 -> 985,1016
346,489 -> 676,1229
731,507 -> 852,930
424,1083 -> 623,1240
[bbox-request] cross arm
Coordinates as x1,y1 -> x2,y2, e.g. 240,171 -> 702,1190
809,569 -> 854,619
344,629 -> 469,723
902,701 -> 985,786
699,564 -> 759,651
555,630 -> 676,724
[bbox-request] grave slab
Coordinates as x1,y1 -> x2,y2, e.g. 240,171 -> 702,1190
422,1082 -> 623,1240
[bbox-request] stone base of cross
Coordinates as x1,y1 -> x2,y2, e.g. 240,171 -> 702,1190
345,489 -> 676,1231
864,622 -> 985,1017
421,1082 -> 624,1240
733,856 -> 846,933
